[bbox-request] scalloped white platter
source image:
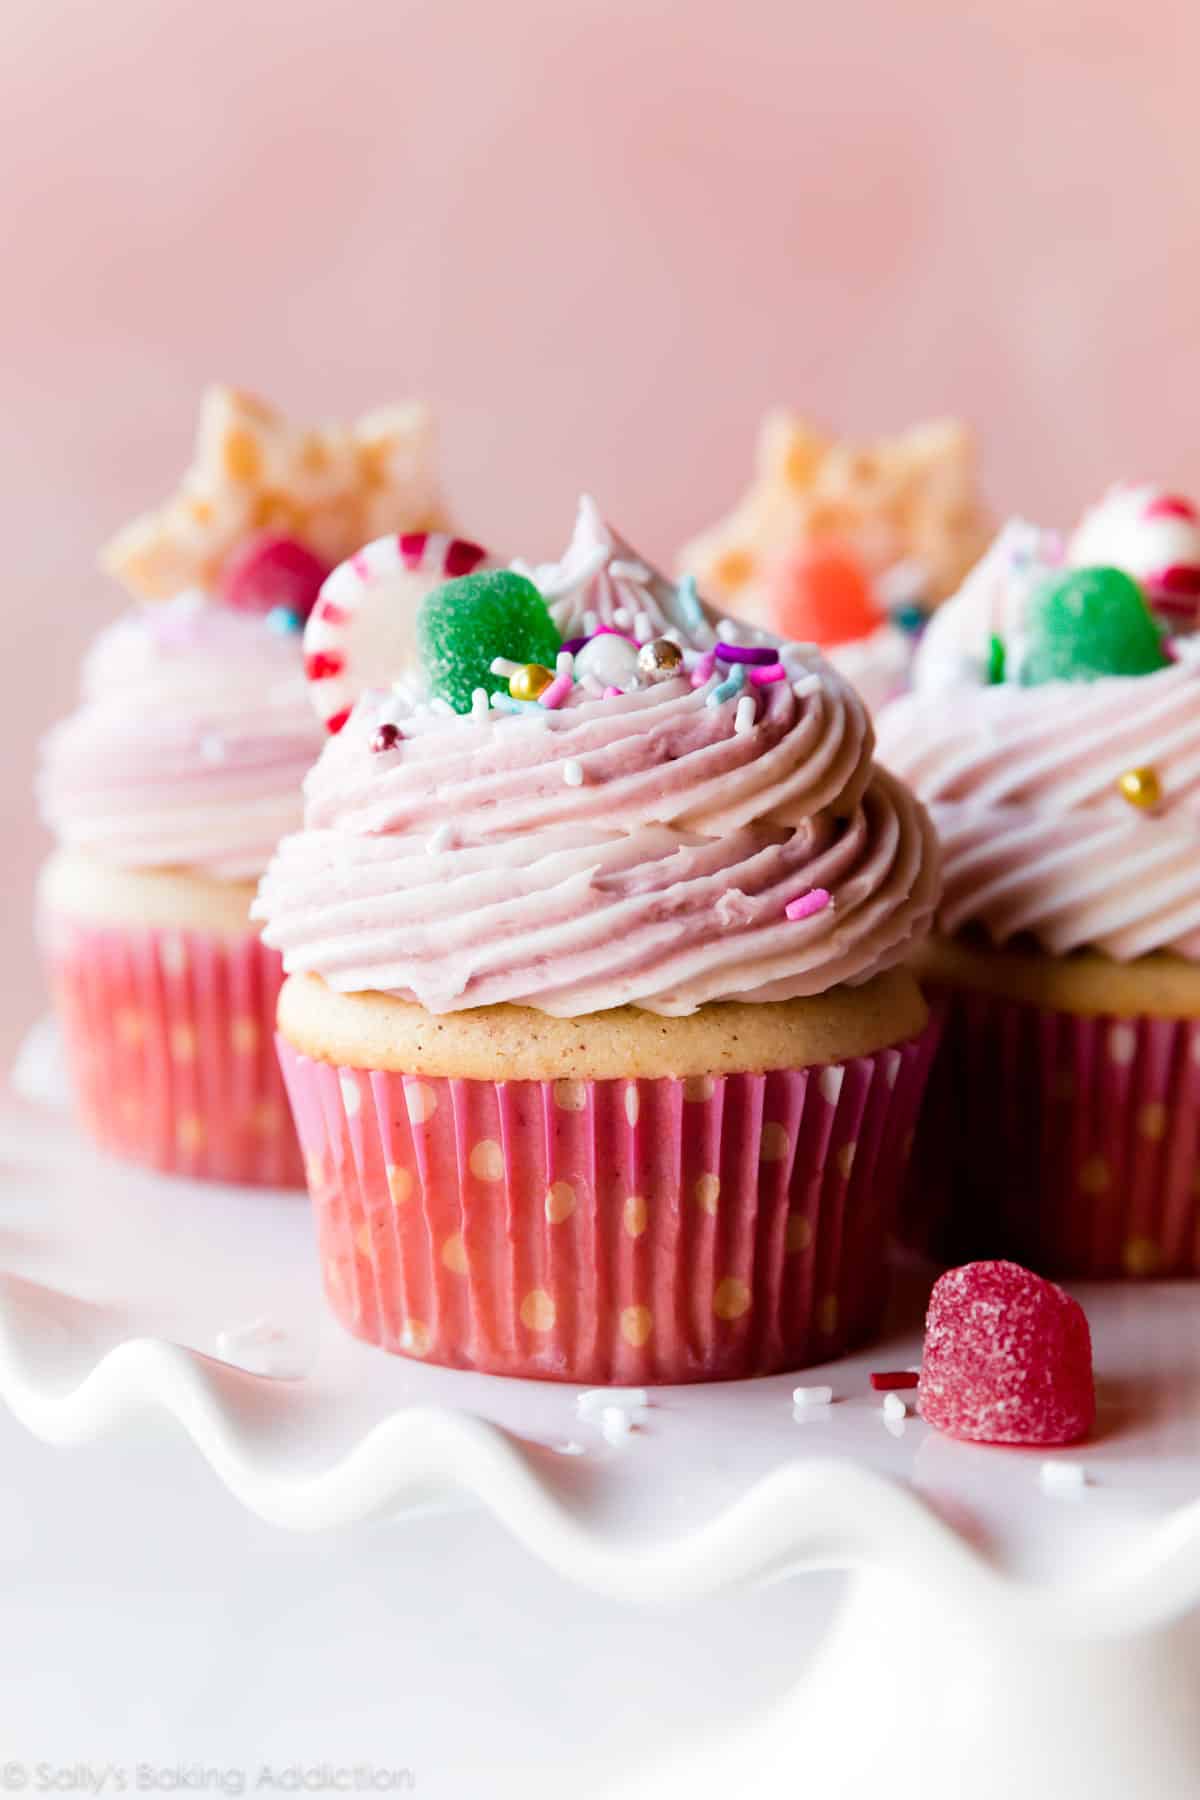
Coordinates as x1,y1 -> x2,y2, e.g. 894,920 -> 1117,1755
4,1073 -> 1200,1640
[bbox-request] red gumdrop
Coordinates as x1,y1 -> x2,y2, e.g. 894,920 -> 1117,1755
769,543 -> 886,647
219,532 -> 330,620
918,1261 -> 1095,1447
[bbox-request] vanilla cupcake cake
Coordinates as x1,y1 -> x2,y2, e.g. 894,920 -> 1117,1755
256,500 -> 942,1381
38,385 -> 460,1186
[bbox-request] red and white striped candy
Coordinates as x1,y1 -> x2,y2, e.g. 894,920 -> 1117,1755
1069,485 -> 1200,619
303,532 -> 492,732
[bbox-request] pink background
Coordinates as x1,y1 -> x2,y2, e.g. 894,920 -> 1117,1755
4,0 -> 1198,1062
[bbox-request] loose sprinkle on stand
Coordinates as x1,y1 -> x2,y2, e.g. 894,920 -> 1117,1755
1040,1460 -> 1088,1495
882,1392 -> 908,1422
870,1370 -> 920,1392
576,1387 -> 649,1419
706,663 -> 748,708
371,721 -> 403,754
792,1384 -> 833,1408
734,694 -> 758,735
563,759 -> 585,787
785,887 -> 832,922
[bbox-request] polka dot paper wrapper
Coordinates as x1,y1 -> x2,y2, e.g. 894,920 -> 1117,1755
277,1023 -> 939,1384
41,912 -> 305,1188
901,989 -> 1200,1278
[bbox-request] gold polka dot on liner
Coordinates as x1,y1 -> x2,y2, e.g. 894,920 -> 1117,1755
683,1075 -> 714,1103
785,1214 -> 813,1254
713,1277 -> 751,1321
230,1016 -> 259,1055
1123,1237 -> 1162,1278
694,1173 -> 721,1215
620,1305 -> 653,1348
545,1180 -> 577,1224
817,1293 -> 839,1335
835,1141 -> 857,1180
1078,1154 -> 1111,1196
405,1080 -> 438,1124
760,1123 -> 790,1163
176,1114 -> 205,1153
624,1086 -> 640,1127
623,1195 -> 648,1238
553,1079 -> 587,1112
469,1139 -> 504,1182
1137,1101 -> 1167,1142
398,1319 -> 432,1358
441,1232 -> 468,1274
170,1025 -> 197,1061
520,1289 -> 557,1332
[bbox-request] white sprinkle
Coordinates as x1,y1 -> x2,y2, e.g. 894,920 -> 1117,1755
599,1406 -> 635,1446
555,651 -> 575,678
882,1392 -> 907,1422
582,609 -> 598,636
1040,1460 -> 1089,1494
470,687 -> 490,718
792,674 -> 822,699
792,1384 -> 833,1407
563,759 -> 585,787
611,559 -> 652,583
199,733 -> 226,764
429,697 -> 455,716
580,674 -> 605,695
633,611 -> 654,643
719,617 -> 743,641
734,694 -> 757,735
576,1386 -> 649,1419
490,656 -> 521,678
426,823 -> 454,853
555,1440 -> 587,1457
612,606 -> 632,629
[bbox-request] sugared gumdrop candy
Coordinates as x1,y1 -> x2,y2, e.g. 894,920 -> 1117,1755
770,544 -> 885,647
220,532 -> 329,621
1020,566 -> 1169,685
918,1260 -> 1094,1446
417,570 -> 562,714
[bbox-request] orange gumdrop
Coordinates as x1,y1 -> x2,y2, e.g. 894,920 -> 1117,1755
770,544 -> 885,647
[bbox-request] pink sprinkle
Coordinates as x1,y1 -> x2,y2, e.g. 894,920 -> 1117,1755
539,672 -> 574,710
603,685 -> 623,698
690,648 -> 717,689
595,623 -> 637,643
785,888 -> 831,922
749,662 -> 786,686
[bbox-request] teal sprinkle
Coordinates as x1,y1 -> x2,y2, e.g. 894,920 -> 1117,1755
266,605 -> 303,635
677,574 -> 705,632
987,634 -> 1006,684
490,693 -> 544,714
706,662 -> 748,707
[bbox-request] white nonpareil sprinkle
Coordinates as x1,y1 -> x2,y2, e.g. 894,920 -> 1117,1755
490,656 -> 521,678
576,1387 -> 649,1419
563,759 -> 584,787
470,688 -> 490,718
792,1384 -> 833,1408
1040,1461 -> 1089,1494
734,695 -> 757,735
882,1392 -> 908,1422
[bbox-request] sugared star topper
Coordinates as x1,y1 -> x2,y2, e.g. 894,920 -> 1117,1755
678,411 -> 993,628
102,385 -> 448,600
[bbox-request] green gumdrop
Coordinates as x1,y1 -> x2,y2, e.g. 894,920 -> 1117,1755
1020,567 -> 1169,686
417,571 -> 562,714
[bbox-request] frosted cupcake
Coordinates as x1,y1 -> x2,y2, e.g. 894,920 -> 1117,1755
256,500 -> 942,1381
678,412 -> 992,712
38,386 -> 449,1186
877,490 -> 1200,1277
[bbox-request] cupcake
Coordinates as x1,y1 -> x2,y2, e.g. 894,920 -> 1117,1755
877,492 -> 1200,1277
678,412 -> 992,711
37,385 -> 451,1186
255,499 -> 942,1381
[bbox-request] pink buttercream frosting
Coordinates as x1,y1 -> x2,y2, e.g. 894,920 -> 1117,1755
255,639 -> 940,1018
40,596 -> 323,881
877,522 -> 1200,960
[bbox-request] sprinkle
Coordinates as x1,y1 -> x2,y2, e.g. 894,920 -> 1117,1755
510,662 -> 555,701
582,609 -> 598,636
792,1384 -> 833,1407
595,622 -> 638,642
429,697 -> 456,716
555,651 -> 575,678
690,647 -> 717,689
706,663 -> 748,707
1117,765 -> 1161,810
749,662 -> 786,686
266,604 -> 304,635
561,635 -> 591,656
576,1387 -> 649,1419
870,1370 -> 919,1392
987,634 -> 1006,685
611,559 -> 652,583
538,672 -> 573,709
599,1406 -> 636,1446
676,574 -> 705,631
714,641 -> 778,666
490,656 -> 522,679
426,822 -> 454,852
1040,1460 -> 1088,1494
882,1392 -> 908,1422
603,685 -> 623,698
734,695 -> 758,735
636,638 -> 684,681
563,759 -> 585,786
785,887 -> 831,922
370,721 -> 403,753
718,617 -> 742,641
555,1441 -> 587,1457
612,606 -> 631,629
491,692 -> 544,714
470,687 -> 490,718
633,610 -> 654,644
792,674 -> 822,699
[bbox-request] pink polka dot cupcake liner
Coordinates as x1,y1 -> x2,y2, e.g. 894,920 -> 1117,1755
276,1023 -> 939,1384
901,989 -> 1200,1278
41,914 -> 305,1188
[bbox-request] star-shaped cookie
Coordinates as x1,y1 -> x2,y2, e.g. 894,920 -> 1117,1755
102,386 -> 449,600
679,411 -> 992,627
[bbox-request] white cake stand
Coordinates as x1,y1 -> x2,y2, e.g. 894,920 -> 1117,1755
4,1036 -> 1200,1799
